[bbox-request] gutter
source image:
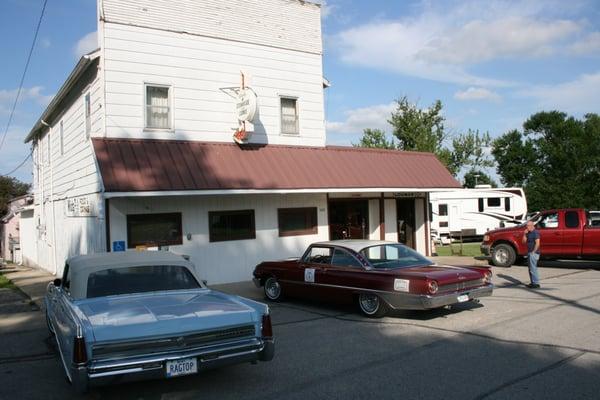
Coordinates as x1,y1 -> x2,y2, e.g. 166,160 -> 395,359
24,49 -> 100,143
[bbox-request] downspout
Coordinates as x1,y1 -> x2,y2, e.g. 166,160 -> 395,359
49,131 -> 58,275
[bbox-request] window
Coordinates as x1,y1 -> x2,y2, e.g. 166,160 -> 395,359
86,265 -> 200,298
59,121 -> 64,155
280,97 -> 298,134
478,198 -> 484,212
487,197 -> 501,207
126,212 -> 182,248
209,210 -> 255,242
360,244 -> 433,269
145,84 -> 171,129
278,207 -> 317,237
439,221 -> 448,228
438,204 -> 448,216
303,246 -> 332,264
331,248 -> 362,268
505,197 -> 511,211
84,93 -> 91,137
537,212 -> 559,229
565,211 -> 579,228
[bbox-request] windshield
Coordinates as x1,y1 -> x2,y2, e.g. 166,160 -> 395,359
86,265 -> 201,298
360,244 -> 433,269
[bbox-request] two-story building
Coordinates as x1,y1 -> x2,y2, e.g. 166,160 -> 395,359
22,0 -> 460,283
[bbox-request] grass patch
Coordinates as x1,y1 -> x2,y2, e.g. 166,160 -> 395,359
0,273 -> 16,289
435,242 -> 483,257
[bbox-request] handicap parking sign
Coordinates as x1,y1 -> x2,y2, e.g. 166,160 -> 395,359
112,241 -> 126,252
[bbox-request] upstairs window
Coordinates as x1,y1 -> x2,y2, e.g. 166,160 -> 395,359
280,97 -> 298,134
145,84 -> 171,129
84,93 -> 91,137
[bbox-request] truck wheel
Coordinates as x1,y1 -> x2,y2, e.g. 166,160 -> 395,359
491,244 -> 516,267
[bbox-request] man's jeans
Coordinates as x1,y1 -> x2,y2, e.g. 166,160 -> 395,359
528,252 -> 540,284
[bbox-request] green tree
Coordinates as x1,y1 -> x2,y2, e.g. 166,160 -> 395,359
353,128 -> 395,149
0,176 -> 30,218
463,169 -> 498,188
355,97 -> 493,177
492,111 -> 600,211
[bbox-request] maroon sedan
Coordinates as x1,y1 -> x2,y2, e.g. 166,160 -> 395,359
253,240 -> 493,317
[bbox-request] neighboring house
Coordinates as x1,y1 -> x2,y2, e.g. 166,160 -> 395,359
0,194 -> 32,264
22,0 -> 461,282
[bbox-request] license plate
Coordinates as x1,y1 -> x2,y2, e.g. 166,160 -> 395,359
457,294 -> 469,303
166,357 -> 198,378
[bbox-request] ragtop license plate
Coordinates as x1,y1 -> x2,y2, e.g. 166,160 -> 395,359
166,357 -> 198,378
457,294 -> 469,303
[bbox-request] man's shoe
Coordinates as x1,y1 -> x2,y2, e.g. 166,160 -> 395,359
526,283 -> 541,289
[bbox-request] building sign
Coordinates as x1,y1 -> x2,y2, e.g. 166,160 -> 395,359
233,72 -> 258,145
394,192 -> 427,198
112,241 -> 126,252
66,196 -> 97,217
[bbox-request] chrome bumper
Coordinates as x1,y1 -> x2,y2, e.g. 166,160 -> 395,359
379,284 -> 494,310
73,337 -> 274,390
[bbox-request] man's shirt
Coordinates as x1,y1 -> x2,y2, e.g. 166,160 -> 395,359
526,230 -> 540,254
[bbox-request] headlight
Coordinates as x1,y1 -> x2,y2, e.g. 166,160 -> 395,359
483,235 -> 490,242
427,280 -> 438,294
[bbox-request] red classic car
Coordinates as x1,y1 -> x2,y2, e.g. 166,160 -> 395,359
253,240 -> 493,317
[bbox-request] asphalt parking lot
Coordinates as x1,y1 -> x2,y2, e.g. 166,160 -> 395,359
1,259 -> 599,400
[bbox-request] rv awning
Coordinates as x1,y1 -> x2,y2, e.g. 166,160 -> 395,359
92,138 -> 461,195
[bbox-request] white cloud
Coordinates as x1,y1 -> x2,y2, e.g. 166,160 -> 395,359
0,86 -> 53,109
569,32 -> 600,55
73,31 -> 98,58
326,102 -> 395,135
519,71 -> 600,113
454,87 -> 501,102
418,17 -> 579,64
330,0 -> 587,86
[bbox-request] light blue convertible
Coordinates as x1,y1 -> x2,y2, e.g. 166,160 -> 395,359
45,251 -> 274,392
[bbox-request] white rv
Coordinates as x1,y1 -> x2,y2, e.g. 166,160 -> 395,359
429,186 -> 527,243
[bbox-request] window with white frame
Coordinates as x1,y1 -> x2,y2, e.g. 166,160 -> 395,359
280,97 -> 298,134
84,93 -> 91,137
145,84 -> 171,129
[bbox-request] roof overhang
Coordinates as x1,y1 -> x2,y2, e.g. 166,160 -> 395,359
25,48 -> 100,143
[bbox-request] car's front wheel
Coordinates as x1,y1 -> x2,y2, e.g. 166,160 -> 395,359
491,243 -> 516,267
264,277 -> 283,301
357,293 -> 389,318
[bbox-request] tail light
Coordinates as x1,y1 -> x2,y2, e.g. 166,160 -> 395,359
484,270 -> 493,284
261,314 -> 273,339
73,336 -> 88,364
427,280 -> 438,294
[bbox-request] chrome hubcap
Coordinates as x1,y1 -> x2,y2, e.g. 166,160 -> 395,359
359,294 -> 379,314
265,279 -> 281,299
495,248 -> 508,263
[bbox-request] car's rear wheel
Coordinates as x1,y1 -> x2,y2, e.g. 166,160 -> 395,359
357,293 -> 389,318
264,277 -> 283,301
491,243 -> 516,267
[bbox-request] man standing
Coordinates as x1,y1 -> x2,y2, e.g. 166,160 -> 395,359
522,221 -> 541,288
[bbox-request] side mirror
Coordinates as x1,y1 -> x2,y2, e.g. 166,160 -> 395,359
53,278 -> 62,287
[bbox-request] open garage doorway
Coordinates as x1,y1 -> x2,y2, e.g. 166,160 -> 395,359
328,199 -> 369,240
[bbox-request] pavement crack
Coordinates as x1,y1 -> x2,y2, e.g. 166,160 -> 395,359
471,351 -> 586,400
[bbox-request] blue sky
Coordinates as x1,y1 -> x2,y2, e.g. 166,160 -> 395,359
1,0 -> 599,184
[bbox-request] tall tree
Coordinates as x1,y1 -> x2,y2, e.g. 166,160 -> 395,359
354,128 -> 395,149
0,176 -> 30,218
463,169 -> 498,188
492,111 -> 600,210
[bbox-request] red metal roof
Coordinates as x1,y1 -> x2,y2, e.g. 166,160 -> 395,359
92,138 -> 461,192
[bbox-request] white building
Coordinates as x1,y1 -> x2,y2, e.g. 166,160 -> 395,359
22,0 -> 461,283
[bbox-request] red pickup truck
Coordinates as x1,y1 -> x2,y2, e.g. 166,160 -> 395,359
480,209 -> 600,267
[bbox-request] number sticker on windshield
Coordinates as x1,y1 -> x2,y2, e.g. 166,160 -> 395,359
394,279 -> 410,292
304,268 -> 315,283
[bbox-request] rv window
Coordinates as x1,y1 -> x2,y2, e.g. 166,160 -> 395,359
439,221 -> 448,227
478,198 -> 484,212
505,197 -> 511,211
438,204 -> 448,216
487,198 -> 501,207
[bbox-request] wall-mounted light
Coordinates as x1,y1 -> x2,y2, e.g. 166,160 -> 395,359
186,233 -> 192,241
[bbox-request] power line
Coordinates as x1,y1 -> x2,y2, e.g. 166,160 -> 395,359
1,151 -> 33,177
0,0 -> 49,154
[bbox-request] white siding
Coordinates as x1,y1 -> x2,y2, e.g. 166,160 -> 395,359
368,199 -> 380,240
100,0 -> 322,55
101,23 -> 326,146
415,198 -> 427,255
108,194 -> 329,284
384,199 -> 397,241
